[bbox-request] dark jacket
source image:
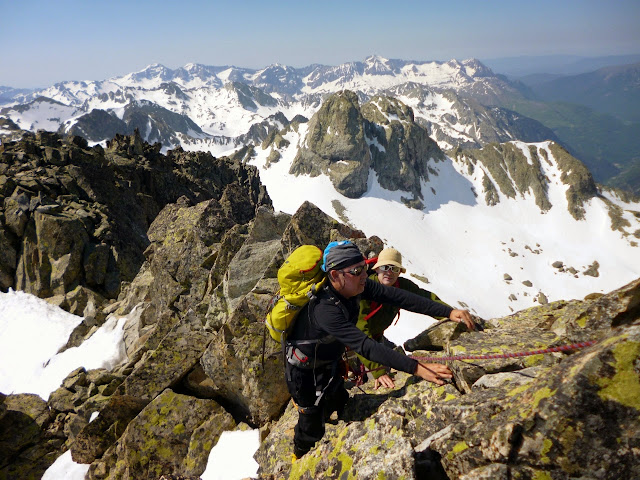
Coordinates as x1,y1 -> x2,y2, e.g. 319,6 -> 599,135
356,274 -> 451,378
287,277 -> 453,375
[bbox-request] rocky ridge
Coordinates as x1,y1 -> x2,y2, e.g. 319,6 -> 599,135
0,57 -> 554,160
0,132 -> 638,480
0,129 -> 269,323
286,91 -> 445,206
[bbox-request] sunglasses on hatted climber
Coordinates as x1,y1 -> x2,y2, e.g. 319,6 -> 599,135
378,265 -> 401,273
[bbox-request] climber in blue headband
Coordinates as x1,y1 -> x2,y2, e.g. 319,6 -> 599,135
285,240 -> 473,461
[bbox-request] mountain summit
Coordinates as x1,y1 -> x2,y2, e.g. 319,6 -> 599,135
0,56 -> 638,319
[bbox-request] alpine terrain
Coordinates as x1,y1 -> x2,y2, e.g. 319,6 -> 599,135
0,56 -> 639,479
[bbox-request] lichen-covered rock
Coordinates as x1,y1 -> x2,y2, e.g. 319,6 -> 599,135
403,320 -> 465,352
200,201 -> 369,426
0,129 -> 270,306
86,389 -> 235,480
0,393 -> 59,480
429,321 -> 640,479
71,394 -> 148,464
16,208 -> 90,297
255,277 -> 640,479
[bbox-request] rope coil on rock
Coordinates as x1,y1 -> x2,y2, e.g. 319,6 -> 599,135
410,340 -> 597,363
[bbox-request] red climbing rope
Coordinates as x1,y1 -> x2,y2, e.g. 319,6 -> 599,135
410,340 -> 597,363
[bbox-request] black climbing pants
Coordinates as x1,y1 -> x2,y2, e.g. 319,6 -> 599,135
285,361 -> 349,457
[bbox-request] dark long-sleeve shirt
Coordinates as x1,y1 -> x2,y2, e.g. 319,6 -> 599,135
288,277 -> 453,375
356,274 -> 452,378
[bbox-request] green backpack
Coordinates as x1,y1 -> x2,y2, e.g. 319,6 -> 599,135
266,245 -> 326,344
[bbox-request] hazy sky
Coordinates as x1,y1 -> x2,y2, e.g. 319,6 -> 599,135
2,0 -> 639,88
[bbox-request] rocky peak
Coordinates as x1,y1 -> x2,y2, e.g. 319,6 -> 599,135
0,129 -> 270,305
461,58 -> 495,78
224,82 -> 279,110
363,55 -> 395,75
123,63 -> 174,84
290,90 -> 371,198
289,90 -> 444,205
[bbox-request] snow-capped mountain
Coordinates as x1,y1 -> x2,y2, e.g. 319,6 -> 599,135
0,56 -> 638,321
0,55 -> 536,154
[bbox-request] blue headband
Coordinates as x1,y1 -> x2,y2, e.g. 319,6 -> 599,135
321,241 -> 364,272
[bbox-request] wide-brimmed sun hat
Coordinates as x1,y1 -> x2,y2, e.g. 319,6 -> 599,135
372,247 -> 406,273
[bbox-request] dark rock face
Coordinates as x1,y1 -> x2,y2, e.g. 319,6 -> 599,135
0,129 -> 270,307
289,90 -> 445,206
290,90 -> 372,198
362,94 -> 445,203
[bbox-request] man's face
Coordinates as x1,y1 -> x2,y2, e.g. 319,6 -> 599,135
376,265 -> 401,286
332,261 -> 367,297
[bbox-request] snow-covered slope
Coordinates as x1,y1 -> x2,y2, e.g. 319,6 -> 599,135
1,56 -> 638,326
249,123 -> 640,328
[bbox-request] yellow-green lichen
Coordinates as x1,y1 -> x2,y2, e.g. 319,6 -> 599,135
453,441 -> 469,454
337,452 -> 355,478
156,445 -> 173,460
532,470 -> 552,480
173,423 -> 185,435
531,387 -> 556,409
289,451 -> 322,480
507,382 -> 533,397
524,354 -> 545,367
559,424 -> 579,455
447,440 -> 469,459
576,315 -> 587,328
596,341 -> 640,409
540,438 -> 552,464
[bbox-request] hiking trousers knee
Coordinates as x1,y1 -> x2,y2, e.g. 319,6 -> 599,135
285,362 -> 348,457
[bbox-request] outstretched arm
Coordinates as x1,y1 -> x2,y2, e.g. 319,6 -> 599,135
364,278 -> 453,319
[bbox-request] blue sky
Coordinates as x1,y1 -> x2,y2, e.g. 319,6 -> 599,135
2,0 -> 639,88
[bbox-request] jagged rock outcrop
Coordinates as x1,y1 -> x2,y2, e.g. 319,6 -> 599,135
86,389 -> 236,480
199,201 -> 373,425
289,90 -> 445,206
361,95 -> 445,204
27,198 -> 369,479
256,277 -> 640,479
1,130 -> 638,479
451,141 -> 600,220
290,90 -> 372,198
0,129 -> 269,309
